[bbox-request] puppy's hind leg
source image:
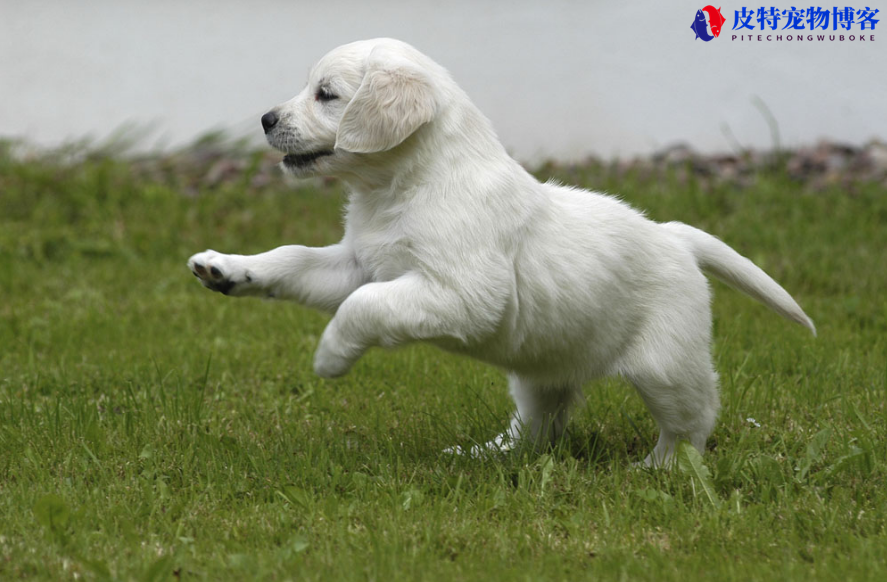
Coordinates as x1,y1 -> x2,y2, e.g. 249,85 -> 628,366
621,277 -> 721,467
627,362 -> 720,468
474,375 -> 580,455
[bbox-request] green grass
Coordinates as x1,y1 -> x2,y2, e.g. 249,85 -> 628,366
1,144 -> 885,581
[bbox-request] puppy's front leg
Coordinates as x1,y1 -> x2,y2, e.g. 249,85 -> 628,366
188,244 -> 368,313
313,273 -> 484,378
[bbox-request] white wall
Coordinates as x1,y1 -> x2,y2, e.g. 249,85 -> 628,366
1,0 -> 884,161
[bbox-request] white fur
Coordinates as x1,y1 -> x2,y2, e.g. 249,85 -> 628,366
188,39 -> 815,466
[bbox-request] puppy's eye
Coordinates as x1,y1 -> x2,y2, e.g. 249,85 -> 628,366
315,87 -> 338,102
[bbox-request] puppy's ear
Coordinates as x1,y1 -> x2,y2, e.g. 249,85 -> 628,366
335,48 -> 438,154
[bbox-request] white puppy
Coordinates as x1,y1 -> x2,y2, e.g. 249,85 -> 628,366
188,38 -> 815,466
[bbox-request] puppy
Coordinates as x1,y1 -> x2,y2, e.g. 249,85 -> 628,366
188,38 -> 815,466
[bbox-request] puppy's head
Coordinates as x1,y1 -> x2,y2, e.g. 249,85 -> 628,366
263,39 -> 440,177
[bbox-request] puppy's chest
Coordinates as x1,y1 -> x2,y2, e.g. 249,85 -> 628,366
352,227 -> 415,282
347,198 -> 431,281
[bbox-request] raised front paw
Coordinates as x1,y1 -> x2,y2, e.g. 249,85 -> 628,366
313,342 -> 355,378
313,322 -> 363,378
187,250 -> 254,296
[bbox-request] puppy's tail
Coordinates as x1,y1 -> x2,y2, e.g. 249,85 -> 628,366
663,221 -> 816,336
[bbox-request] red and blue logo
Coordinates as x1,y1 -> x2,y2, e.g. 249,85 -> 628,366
691,6 -> 728,40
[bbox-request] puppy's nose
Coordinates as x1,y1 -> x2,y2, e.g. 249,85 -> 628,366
261,111 -> 279,133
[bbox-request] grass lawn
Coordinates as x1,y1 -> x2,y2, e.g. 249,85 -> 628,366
1,144 -> 885,581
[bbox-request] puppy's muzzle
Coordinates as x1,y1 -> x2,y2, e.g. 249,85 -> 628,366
261,111 -> 279,134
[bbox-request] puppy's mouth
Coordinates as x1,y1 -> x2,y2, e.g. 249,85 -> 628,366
282,150 -> 334,168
